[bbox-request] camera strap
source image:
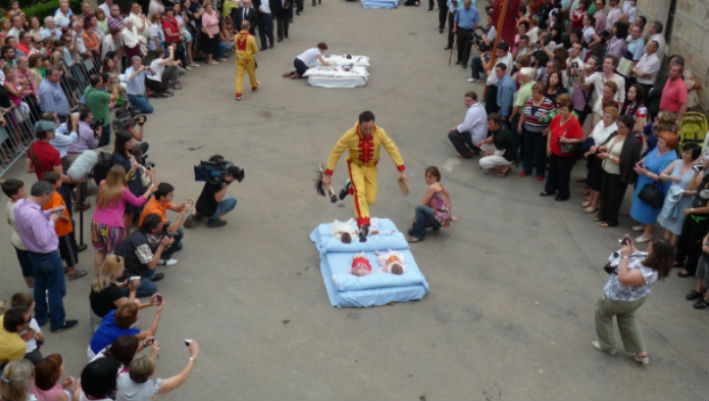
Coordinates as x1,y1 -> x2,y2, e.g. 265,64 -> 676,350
27,142 -> 49,173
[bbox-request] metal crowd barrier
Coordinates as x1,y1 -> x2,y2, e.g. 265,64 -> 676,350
0,53 -> 101,176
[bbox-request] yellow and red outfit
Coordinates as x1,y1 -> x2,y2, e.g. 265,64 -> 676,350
325,123 -> 405,227
233,29 -> 258,97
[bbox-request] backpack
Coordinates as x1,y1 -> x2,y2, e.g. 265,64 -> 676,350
677,112 -> 708,153
92,151 -> 114,186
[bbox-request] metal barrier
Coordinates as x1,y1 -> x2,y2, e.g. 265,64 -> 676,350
0,52 -> 101,176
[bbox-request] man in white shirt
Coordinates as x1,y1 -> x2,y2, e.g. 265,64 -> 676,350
7,16 -> 23,41
648,20 -> 665,60
145,45 -> 181,96
54,0 -> 74,28
448,91 -> 488,158
124,56 -> 155,114
580,54 -> 626,115
631,40 -> 660,93
98,0 -> 113,18
40,17 -> 63,40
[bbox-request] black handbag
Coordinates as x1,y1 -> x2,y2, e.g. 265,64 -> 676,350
638,181 -> 665,209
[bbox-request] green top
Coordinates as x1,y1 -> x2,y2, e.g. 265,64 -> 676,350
84,86 -> 112,124
513,81 -> 534,108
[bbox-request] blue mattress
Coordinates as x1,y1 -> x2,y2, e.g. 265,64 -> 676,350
362,0 -> 400,8
310,218 -> 429,308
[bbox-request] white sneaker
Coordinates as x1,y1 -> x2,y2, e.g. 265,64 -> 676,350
159,258 -> 178,266
633,354 -> 650,365
466,77 -> 480,83
632,224 -> 644,232
591,341 -> 616,355
635,233 -> 652,243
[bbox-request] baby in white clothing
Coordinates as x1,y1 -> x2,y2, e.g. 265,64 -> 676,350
375,249 -> 405,275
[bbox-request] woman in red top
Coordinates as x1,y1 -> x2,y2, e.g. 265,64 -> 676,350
541,94 -> 584,201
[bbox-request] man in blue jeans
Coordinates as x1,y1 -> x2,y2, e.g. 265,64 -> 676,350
14,181 -> 78,332
117,214 -> 175,298
184,155 -> 241,228
124,55 -> 155,114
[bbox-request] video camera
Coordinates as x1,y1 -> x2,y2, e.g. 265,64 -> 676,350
113,104 -> 147,133
194,159 -> 245,185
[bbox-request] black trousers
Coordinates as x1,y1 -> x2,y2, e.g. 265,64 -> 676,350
510,114 -> 521,163
598,171 -> 627,226
675,214 -> 709,274
484,85 -> 499,115
448,130 -> 477,156
276,13 -> 289,40
145,67 -> 179,94
456,28 -> 473,64
545,154 -> 575,199
446,13 -> 455,48
438,0 -> 448,29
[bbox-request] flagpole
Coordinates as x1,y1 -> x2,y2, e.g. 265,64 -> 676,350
483,0 -> 509,98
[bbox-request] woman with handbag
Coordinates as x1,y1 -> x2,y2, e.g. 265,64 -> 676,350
595,115 -> 642,227
592,236 -> 673,365
675,156 -> 709,277
540,94 -> 583,201
629,131 -> 678,243
518,83 -> 556,181
655,144 -> 701,247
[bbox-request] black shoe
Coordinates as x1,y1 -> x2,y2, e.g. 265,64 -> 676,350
270,44 -> 274,49
455,60 -> 462,65
686,290 -> 702,300
51,319 -> 78,333
539,191 -> 555,197
554,195 -> 569,201
261,47 -> 267,51
76,243 -> 88,252
207,218 -> 227,228
150,273 -> 165,282
678,270 -> 692,278
359,224 -> 369,243
296,10 -> 301,15
693,299 -> 709,309
461,64 -> 467,69
339,180 -> 351,200
439,27 -> 444,33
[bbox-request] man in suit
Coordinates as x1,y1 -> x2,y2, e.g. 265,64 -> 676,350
234,0 -> 259,35
271,0 -> 293,42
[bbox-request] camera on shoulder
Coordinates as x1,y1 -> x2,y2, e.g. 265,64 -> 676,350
194,157 -> 244,185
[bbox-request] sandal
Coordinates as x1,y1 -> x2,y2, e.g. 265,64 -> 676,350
581,200 -> 591,208
686,290 -> 702,300
407,236 -> 422,243
678,270 -> 692,278
593,216 -> 601,222
600,222 -> 613,228
67,269 -> 88,281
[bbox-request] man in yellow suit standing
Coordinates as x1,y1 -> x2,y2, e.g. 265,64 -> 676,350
234,21 -> 259,101
322,111 -> 408,242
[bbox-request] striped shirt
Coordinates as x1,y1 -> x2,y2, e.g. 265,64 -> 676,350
522,97 -> 555,133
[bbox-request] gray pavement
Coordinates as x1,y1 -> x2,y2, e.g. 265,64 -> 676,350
0,1 -> 707,400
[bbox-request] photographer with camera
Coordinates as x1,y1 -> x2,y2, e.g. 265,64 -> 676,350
116,339 -> 199,401
184,155 -> 243,228
138,184 -> 192,265
593,236 -> 672,365
84,73 -> 119,147
66,106 -> 100,154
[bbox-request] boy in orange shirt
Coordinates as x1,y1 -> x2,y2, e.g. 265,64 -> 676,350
41,172 -> 88,281
138,182 -> 192,266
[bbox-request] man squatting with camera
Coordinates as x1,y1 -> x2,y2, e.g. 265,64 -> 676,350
184,155 -> 243,228
321,111 -> 407,242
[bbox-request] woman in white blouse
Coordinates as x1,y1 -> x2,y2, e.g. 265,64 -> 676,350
593,237 -> 673,365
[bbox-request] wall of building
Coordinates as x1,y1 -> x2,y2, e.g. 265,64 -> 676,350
637,0 -> 709,112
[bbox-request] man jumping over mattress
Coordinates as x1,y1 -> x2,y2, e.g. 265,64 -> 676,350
321,111 -> 407,242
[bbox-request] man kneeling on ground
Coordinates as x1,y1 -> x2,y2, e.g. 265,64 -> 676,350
184,155 -> 239,228
138,183 -> 192,266
448,91 -> 488,159
477,113 -> 515,176
116,213 -> 175,297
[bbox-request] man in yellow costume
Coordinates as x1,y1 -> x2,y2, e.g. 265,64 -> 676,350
322,111 -> 408,242
234,21 -> 259,101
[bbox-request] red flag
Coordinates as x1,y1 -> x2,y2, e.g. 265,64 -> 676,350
493,0 -> 520,47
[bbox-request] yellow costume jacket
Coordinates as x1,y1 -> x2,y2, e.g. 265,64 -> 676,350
234,30 -> 257,61
324,123 -> 405,175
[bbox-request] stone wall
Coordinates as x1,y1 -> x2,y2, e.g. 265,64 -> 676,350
637,0 -> 709,112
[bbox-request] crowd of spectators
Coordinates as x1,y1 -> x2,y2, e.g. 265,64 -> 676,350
0,0 -> 271,398
441,0 -> 709,314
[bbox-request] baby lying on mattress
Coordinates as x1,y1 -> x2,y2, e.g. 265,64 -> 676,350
330,218 -> 389,243
350,250 -> 406,276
